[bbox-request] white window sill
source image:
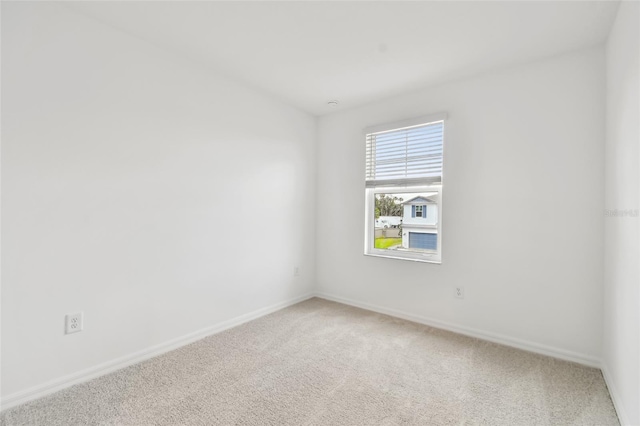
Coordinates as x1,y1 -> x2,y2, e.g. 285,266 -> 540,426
364,252 -> 442,264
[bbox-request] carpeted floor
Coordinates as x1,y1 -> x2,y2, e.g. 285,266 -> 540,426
1,298 -> 619,425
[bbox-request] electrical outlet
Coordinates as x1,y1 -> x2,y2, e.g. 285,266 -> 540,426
294,267 -> 300,277
454,287 -> 464,299
65,312 -> 83,334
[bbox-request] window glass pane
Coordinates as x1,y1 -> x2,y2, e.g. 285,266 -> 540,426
374,191 -> 439,253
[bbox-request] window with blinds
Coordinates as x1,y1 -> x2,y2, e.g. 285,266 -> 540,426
365,120 -> 444,187
363,114 -> 446,264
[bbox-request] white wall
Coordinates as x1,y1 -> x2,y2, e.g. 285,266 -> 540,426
1,3 -> 316,400
603,2 -> 640,425
317,48 -> 605,363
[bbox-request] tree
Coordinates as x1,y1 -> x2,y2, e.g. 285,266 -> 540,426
375,194 -> 403,218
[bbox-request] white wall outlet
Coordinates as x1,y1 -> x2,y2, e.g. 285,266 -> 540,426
65,312 -> 83,334
454,287 -> 464,299
294,266 -> 300,277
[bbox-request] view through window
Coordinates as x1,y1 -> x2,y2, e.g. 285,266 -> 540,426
374,191 -> 439,253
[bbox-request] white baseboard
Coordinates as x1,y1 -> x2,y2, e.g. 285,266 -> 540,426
314,291 -> 601,368
601,363 -> 631,426
1,293 -> 314,411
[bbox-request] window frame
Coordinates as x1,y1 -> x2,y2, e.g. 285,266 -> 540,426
363,112 -> 446,264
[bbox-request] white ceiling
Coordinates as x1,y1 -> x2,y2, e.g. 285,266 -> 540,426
68,1 -> 620,116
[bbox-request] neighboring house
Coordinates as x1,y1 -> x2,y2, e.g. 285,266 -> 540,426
401,195 -> 438,250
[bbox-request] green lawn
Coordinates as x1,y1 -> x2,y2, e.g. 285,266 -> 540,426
374,237 -> 402,249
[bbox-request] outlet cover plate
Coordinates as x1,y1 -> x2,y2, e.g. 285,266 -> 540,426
65,312 -> 83,334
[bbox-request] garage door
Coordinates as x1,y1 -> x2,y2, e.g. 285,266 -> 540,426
409,232 -> 437,250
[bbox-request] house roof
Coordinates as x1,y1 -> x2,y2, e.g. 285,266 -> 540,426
402,196 -> 437,205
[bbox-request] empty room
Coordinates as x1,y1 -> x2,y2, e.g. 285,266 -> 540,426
1,1 -> 639,425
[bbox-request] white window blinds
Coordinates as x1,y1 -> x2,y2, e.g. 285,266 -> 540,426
365,118 -> 444,187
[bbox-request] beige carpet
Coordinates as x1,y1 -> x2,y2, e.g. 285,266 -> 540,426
1,298 -> 619,425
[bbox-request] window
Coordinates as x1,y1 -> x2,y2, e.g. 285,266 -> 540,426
364,113 -> 446,263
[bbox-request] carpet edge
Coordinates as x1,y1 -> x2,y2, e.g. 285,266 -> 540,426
601,363 -> 630,426
313,291 -> 602,368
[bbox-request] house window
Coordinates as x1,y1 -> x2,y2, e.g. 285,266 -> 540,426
364,113 -> 446,263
